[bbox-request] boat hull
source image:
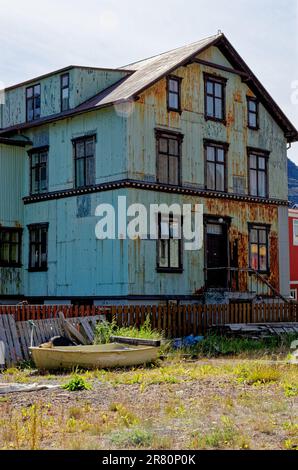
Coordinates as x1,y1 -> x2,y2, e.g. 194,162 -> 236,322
29,343 -> 159,370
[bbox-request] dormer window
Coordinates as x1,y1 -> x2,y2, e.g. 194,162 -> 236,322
167,76 -> 181,112
61,73 -> 70,112
26,84 -> 41,121
247,97 -> 259,129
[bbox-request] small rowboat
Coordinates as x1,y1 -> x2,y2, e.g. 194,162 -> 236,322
30,343 -> 159,370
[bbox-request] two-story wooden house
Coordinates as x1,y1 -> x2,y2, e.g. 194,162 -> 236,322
0,33 -> 297,305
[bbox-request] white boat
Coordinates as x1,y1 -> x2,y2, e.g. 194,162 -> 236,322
30,343 -> 159,370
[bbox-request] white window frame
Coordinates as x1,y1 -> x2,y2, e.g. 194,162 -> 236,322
290,289 -> 297,301
293,220 -> 298,246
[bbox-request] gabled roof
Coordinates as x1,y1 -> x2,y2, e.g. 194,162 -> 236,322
75,34 -> 220,111
4,65 -> 133,92
1,33 -> 297,142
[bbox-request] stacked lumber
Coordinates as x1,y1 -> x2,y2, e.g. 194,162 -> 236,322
211,322 -> 298,339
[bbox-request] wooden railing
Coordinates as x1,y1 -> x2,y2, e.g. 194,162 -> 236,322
206,267 -> 290,303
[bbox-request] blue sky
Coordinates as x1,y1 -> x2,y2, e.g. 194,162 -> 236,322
1,0 -> 298,161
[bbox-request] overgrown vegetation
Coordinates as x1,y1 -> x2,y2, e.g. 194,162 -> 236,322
63,375 -> 92,392
94,316 -> 163,344
185,333 -> 298,358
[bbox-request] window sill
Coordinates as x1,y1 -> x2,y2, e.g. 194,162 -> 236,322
249,269 -> 270,276
248,193 -> 269,199
205,187 -> 227,193
248,125 -> 259,131
167,107 -> 182,114
0,264 -> 22,269
30,191 -> 49,196
28,268 -> 48,273
156,268 -> 183,274
205,116 -> 226,125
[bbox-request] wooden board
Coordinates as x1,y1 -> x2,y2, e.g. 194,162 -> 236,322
0,315 -> 23,365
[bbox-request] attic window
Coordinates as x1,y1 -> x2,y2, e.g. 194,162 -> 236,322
167,76 -> 181,112
26,84 -> 41,122
247,97 -> 259,129
204,74 -> 226,123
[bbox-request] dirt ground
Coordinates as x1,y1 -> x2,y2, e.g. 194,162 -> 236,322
0,358 -> 297,450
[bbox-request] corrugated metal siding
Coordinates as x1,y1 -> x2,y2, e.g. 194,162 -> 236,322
0,144 -> 24,225
2,68 -> 129,128
0,144 -> 24,296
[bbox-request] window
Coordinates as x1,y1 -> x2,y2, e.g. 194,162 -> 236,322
29,147 -> 48,194
249,224 -> 269,273
204,74 -> 226,122
26,84 -> 41,121
290,289 -> 297,301
248,149 -> 269,197
157,214 -> 182,272
247,97 -> 259,129
204,140 -> 228,192
73,135 -> 96,188
167,76 -> 181,112
61,73 -> 70,112
28,224 -> 48,271
156,131 -> 183,185
0,228 -> 22,267
293,220 -> 298,246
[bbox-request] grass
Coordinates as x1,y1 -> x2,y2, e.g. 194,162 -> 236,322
63,375 -> 92,392
94,316 -> 163,345
1,337 -> 297,450
235,363 -> 281,385
110,428 -> 154,447
190,416 -> 250,450
191,333 -> 298,358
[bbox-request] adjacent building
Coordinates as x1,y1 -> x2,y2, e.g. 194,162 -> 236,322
0,33 -> 297,305
289,208 -> 298,300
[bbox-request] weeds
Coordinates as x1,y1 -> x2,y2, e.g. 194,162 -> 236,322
94,316 -> 163,345
235,364 -> 281,385
63,375 -> 92,392
283,382 -> 298,397
110,428 -> 154,448
190,416 -> 250,449
194,333 -> 298,358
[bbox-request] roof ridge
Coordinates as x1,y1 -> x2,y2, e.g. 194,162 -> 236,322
121,33 -> 221,69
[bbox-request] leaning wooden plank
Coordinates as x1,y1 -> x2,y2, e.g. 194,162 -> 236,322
110,336 -> 161,347
2,315 -> 17,364
16,322 -> 30,361
0,317 -> 11,365
7,315 -> 23,362
58,312 -> 88,345
79,318 -> 95,342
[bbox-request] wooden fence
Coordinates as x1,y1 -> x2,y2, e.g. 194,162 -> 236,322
0,302 -> 297,337
0,304 -> 111,322
110,303 -> 298,337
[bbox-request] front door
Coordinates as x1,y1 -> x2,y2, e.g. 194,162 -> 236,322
206,222 -> 228,288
